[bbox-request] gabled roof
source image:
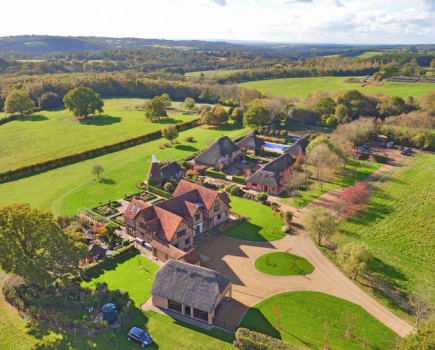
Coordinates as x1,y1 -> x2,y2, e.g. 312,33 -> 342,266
156,196 -> 200,220
262,153 -> 295,174
178,248 -> 201,265
285,138 -> 309,156
173,180 -> 231,211
124,199 -> 189,242
246,170 -> 281,189
150,260 -> 231,313
161,161 -> 182,179
237,132 -> 265,149
194,136 -> 240,167
150,239 -> 185,260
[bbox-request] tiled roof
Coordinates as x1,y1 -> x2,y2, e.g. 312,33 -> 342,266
156,195 -> 200,220
148,162 -> 163,179
150,239 -> 186,260
173,180 -> 231,210
194,136 -> 240,167
178,248 -> 201,265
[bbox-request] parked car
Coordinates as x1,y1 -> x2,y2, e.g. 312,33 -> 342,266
357,145 -> 369,152
386,142 -> 395,149
398,146 -> 404,151
127,327 -> 153,347
401,148 -> 413,155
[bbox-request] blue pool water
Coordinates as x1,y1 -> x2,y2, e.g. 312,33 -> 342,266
264,142 -> 288,150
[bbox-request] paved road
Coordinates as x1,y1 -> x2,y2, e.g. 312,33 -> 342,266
198,151 -> 414,337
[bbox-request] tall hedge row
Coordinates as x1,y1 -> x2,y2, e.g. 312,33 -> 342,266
232,175 -> 247,184
147,185 -> 173,199
0,118 -> 200,183
204,168 -> 227,179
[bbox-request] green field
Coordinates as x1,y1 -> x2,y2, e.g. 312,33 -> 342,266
186,69 -> 248,77
81,253 -> 159,307
0,98 -> 200,173
0,270 -> 233,350
0,123 -> 248,215
254,252 -> 314,276
225,195 -> 286,241
279,158 -> 382,209
239,76 -> 435,100
334,153 -> 435,300
239,291 -> 397,350
355,51 -> 381,59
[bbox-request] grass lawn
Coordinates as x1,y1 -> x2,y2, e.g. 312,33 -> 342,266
254,252 -> 314,276
278,158 -> 383,209
0,98 -> 201,173
333,153 -> 435,301
225,195 -> 286,241
239,76 -> 435,100
354,51 -> 381,59
0,123 -> 248,215
0,270 -> 233,349
81,253 -> 159,307
239,291 -> 398,350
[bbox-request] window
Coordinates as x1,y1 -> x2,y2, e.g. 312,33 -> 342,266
217,213 -> 222,220
195,214 -> 200,221
184,238 -> 190,245
177,229 -> 187,238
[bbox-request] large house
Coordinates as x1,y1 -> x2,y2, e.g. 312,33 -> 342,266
124,180 -> 231,262
150,259 -> 232,325
194,136 -> 241,169
246,153 -> 295,194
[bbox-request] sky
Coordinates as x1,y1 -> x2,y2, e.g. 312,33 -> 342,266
0,0 -> 435,44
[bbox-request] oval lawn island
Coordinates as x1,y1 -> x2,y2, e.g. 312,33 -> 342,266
254,252 -> 314,276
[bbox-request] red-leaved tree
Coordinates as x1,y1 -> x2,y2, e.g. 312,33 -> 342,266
337,182 -> 369,216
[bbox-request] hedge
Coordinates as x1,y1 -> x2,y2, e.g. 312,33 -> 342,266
255,148 -> 281,157
204,168 -> 227,179
80,243 -> 136,277
148,185 -> 173,199
0,118 -> 200,183
110,213 -> 125,226
359,152 -> 388,164
232,175 -> 246,184
233,328 -> 304,350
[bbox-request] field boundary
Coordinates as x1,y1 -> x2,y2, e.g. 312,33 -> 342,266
0,118 -> 200,183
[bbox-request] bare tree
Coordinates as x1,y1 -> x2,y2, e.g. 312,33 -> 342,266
306,143 -> 339,184
410,284 -> 434,326
92,164 -> 104,179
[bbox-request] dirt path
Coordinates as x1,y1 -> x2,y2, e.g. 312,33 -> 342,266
198,150 -> 414,337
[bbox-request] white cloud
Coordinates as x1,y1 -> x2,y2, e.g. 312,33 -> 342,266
0,0 -> 433,44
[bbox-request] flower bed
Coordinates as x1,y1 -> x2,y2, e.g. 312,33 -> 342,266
92,204 -> 118,217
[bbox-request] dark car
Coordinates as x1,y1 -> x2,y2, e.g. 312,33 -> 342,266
398,146 -> 404,151
401,148 -> 413,155
128,327 -> 153,347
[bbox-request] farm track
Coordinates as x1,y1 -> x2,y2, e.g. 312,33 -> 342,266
198,148 -> 414,337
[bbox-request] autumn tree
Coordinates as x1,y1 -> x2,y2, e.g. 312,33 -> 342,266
334,104 -> 351,124
92,164 -> 104,179
0,203 -> 87,284
161,124 -> 178,143
398,321 -> 435,350
145,95 -> 168,121
5,90 -> 35,116
230,107 -> 244,124
337,242 -> 372,280
302,206 -> 336,245
336,182 -> 369,215
63,87 -> 104,118
282,211 -> 293,225
184,97 -> 195,109
243,100 -> 271,129
409,284 -> 434,326
200,104 -> 229,126
335,140 -> 360,169
306,143 -> 339,190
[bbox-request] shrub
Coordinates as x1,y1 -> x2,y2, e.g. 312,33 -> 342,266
256,192 -> 268,203
232,175 -> 247,184
185,136 -> 194,142
148,185 -> 173,199
282,211 -> 293,225
204,168 -> 227,179
234,328 -> 304,350
194,165 -> 207,175
282,224 -> 291,233
280,130 -> 287,136
219,215 -> 249,232
163,182 -> 174,193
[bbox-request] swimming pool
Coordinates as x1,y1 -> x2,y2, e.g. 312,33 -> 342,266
264,142 -> 288,151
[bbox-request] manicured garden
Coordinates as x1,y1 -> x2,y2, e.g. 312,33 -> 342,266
239,291 -> 397,350
278,158 -> 382,209
239,76 -> 435,100
0,98 -> 200,173
81,253 -> 159,307
255,252 -> 314,276
0,123 -> 248,215
225,195 -> 286,242
333,153 -> 435,301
